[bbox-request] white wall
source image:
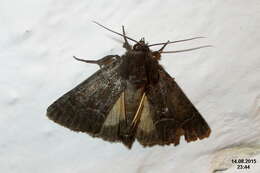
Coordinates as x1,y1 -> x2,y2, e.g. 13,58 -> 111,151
1,0 -> 260,172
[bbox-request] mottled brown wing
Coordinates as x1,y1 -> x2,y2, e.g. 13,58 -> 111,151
136,66 -> 211,147
47,60 -> 126,142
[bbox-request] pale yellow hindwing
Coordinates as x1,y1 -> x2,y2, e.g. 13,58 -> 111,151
102,92 -> 126,127
136,95 -> 156,134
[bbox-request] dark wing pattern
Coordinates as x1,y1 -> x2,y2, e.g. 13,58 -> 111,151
47,60 -> 126,142
136,66 -> 211,147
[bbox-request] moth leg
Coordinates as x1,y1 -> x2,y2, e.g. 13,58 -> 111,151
131,92 -> 146,128
73,55 -> 120,68
96,55 -> 120,68
158,40 -> 170,52
151,41 -> 171,60
122,26 -> 132,51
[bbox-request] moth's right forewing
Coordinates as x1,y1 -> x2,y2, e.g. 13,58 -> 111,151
47,60 -> 126,137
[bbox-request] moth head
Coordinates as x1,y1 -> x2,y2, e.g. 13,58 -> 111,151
133,38 -> 150,51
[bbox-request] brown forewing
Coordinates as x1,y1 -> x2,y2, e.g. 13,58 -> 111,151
47,60 -> 126,140
136,65 -> 211,147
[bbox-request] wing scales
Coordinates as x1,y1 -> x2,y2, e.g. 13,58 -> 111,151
136,66 -> 211,146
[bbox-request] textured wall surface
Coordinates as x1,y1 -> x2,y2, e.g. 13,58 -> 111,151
1,0 -> 260,172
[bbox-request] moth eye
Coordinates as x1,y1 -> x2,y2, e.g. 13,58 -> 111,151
133,44 -> 138,50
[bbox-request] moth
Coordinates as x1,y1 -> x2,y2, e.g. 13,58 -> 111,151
47,22 -> 211,149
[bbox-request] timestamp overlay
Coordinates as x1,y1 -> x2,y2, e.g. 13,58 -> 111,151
231,158 -> 257,170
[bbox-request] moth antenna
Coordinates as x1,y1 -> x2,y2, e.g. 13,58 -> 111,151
92,21 -> 139,43
148,37 -> 205,47
161,45 -> 212,54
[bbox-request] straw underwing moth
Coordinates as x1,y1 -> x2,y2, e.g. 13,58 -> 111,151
47,22 -> 211,149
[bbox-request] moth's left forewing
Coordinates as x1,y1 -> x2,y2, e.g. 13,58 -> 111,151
136,66 -> 211,147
